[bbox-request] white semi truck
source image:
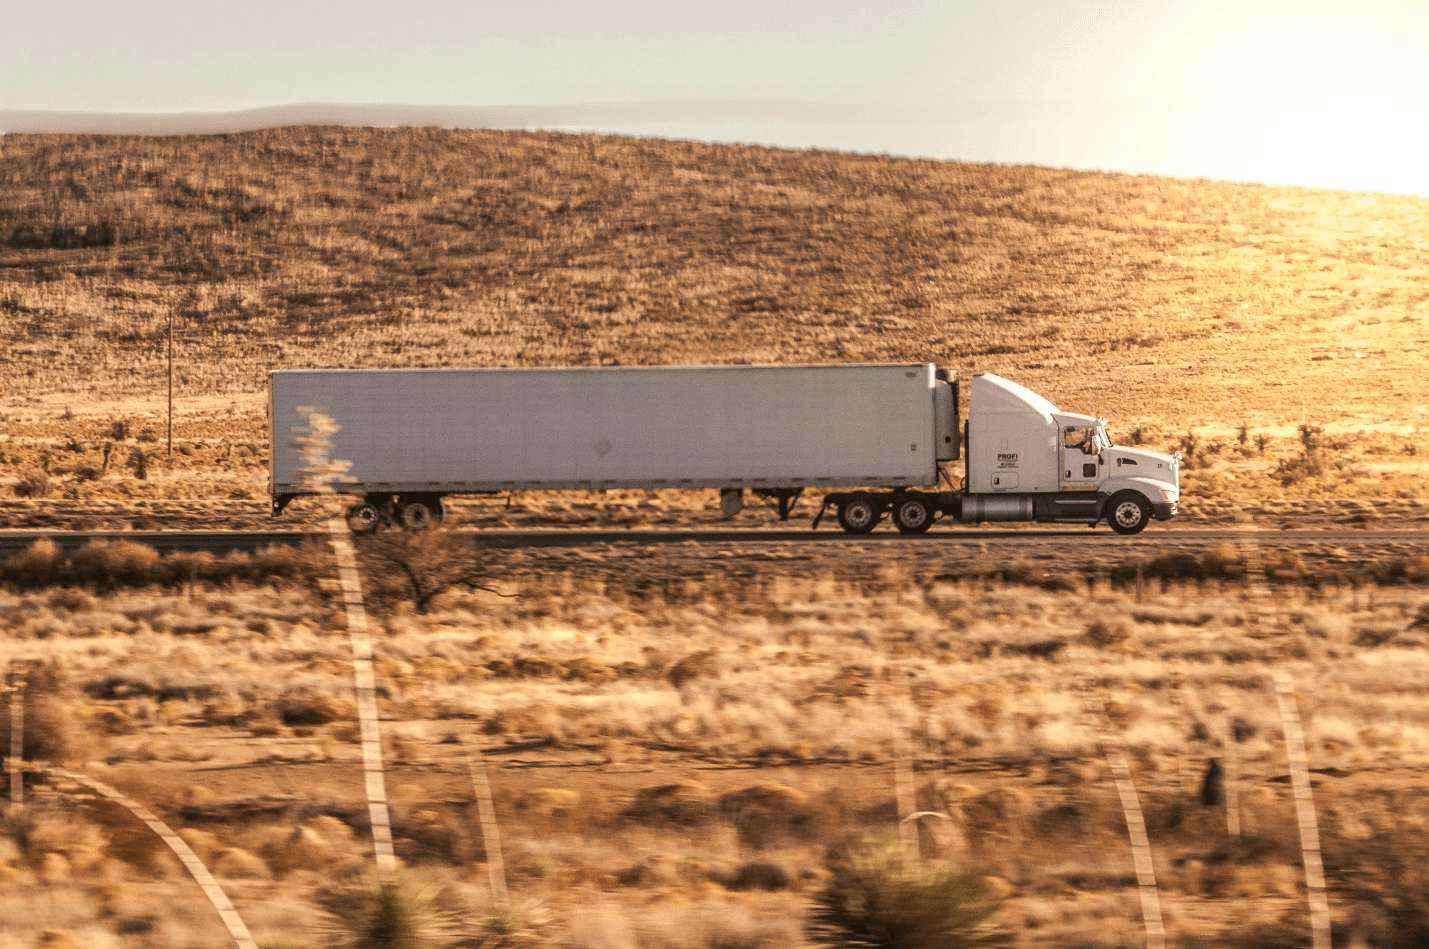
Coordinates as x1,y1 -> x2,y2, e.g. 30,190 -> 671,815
268,364 -> 1179,535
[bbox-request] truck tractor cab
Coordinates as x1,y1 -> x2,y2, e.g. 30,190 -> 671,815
964,373 -> 1179,534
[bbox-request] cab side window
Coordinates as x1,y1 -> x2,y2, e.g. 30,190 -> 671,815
1063,427 -> 1096,454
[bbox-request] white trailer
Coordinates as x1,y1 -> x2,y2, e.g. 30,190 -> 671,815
268,364 -> 1178,535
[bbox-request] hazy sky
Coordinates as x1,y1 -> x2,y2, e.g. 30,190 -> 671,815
5,0 -> 1429,195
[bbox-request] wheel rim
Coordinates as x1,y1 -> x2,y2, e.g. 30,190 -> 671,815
402,503 -> 431,529
844,501 -> 874,529
1114,500 -> 1143,528
347,505 -> 378,532
898,501 -> 927,528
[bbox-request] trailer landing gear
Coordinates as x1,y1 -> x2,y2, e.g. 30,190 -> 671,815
753,487 -> 804,521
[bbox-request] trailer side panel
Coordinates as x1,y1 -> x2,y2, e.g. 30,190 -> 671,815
270,364 -> 939,494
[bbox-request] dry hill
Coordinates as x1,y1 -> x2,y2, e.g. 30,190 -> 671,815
1,127 -> 1427,513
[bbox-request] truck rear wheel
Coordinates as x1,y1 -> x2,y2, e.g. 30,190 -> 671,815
893,495 -> 933,534
837,495 -> 879,534
1107,491 -> 1150,535
399,495 -> 444,530
345,503 -> 380,535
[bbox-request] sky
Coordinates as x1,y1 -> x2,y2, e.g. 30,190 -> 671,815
4,0 -> 1429,196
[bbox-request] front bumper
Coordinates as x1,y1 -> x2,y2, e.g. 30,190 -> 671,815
1152,501 -> 1179,521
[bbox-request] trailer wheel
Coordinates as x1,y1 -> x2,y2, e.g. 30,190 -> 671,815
399,496 -> 443,530
345,503 -> 380,535
893,496 -> 934,535
1107,491 -> 1150,536
837,495 -> 879,534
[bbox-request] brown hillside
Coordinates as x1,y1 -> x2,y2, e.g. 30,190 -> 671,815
2,126 -> 1425,430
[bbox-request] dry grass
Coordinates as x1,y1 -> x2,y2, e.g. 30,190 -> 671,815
2,544 -> 1429,945
0,126 -> 1426,521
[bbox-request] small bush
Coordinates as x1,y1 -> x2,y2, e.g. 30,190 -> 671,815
667,649 -> 719,688
4,538 -> 62,586
357,528 -> 502,614
2,806 -> 32,851
7,665 -> 94,765
276,688 -> 357,727
1084,619 -> 1132,648
808,834 -> 1009,948
13,470 -> 50,498
626,780 -> 717,827
317,867 -> 458,949
70,540 -> 161,587
719,783 -> 818,848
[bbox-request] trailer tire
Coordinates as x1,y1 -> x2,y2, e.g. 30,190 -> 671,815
1107,491 -> 1150,536
893,495 -> 934,534
346,503 -> 380,535
837,495 -> 879,534
399,496 -> 443,530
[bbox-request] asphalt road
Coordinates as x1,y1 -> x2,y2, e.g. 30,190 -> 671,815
2,526 -> 1427,558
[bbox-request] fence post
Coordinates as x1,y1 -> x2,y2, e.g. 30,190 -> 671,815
1273,671 -> 1332,949
1080,680 -> 1165,949
462,733 -> 509,908
1225,730 -> 1241,838
893,716 -> 919,864
8,676 -> 24,808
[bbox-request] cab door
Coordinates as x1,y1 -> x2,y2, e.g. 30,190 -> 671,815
1059,425 -> 1103,490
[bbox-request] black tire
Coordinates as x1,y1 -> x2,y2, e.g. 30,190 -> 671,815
345,503 -> 380,535
1106,491 -> 1150,536
398,495 -> 444,530
893,495 -> 934,535
837,495 -> 879,535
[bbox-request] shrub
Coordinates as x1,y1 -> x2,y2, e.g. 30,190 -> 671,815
625,780 -> 717,827
1084,619 -> 1132,648
356,527 -> 502,614
70,540 -> 161,587
275,688 -> 357,727
808,834 -> 1009,948
667,649 -> 719,688
719,783 -> 817,848
1178,431 -> 1201,466
317,867 -> 458,949
1298,423 -> 1325,453
3,538 -> 61,586
2,806 -> 32,851
13,470 -> 50,498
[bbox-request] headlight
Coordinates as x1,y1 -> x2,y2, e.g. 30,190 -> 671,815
1159,487 -> 1177,501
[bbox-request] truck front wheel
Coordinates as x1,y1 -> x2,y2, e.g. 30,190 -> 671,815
837,495 -> 879,534
1106,491 -> 1150,536
893,496 -> 933,535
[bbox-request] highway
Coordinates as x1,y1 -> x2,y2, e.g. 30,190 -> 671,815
2,526 -> 1427,559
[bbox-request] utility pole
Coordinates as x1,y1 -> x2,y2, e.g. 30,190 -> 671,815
167,308 -> 174,458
